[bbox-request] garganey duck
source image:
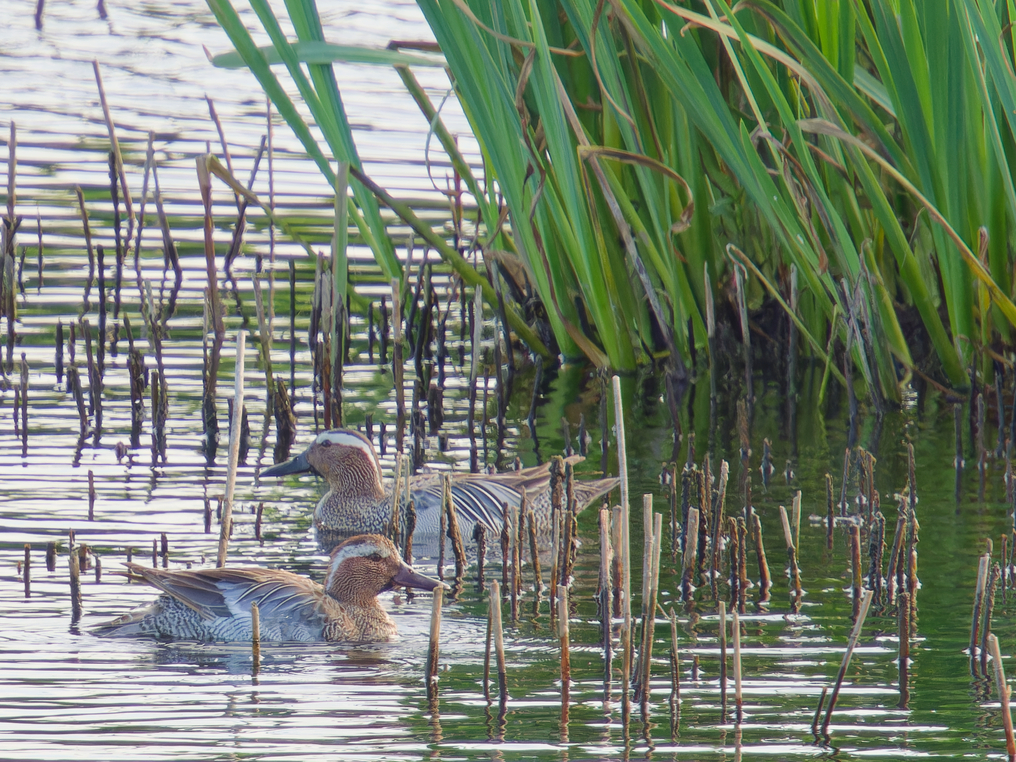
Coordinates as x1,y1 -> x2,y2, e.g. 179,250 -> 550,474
95,534 -> 441,642
261,428 -> 619,551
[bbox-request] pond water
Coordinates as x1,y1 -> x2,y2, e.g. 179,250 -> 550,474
2,1 -> 1016,761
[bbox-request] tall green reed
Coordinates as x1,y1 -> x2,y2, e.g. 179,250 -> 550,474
206,0 -> 1016,392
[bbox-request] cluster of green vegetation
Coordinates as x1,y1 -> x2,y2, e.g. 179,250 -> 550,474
208,0 -> 1016,398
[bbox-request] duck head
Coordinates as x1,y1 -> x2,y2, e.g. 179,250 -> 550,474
324,534 -> 443,604
263,429 -> 385,500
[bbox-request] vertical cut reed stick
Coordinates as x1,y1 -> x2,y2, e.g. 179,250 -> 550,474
392,278 -> 405,453
558,584 -> 570,718
825,473 -> 834,548
779,505 -> 802,609
820,589 -> 874,737
443,474 -> 466,583
473,524 -> 486,591
490,580 -> 507,707
898,590 -> 910,707
972,553 -> 990,663
750,510 -> 771,603
46,542 -> 56,572
23,544 -> 30,598
251,601 -> 261,675
682,507 -> 700,601
69,539 -> 82,622
733,610 -> 742,722
161,533 -> 169,568
87,469 -> 95,520
426,586 -> 443,701
850,524 -> 862,621
19,353 -> 27,453
669,608 -> 680,721
988,633 -> 1016,761
718,602 -> 727,720
217,331 -> 246,567
483,605 -> 492,702
981,564 -> 1001,674
599,507 -> 612,693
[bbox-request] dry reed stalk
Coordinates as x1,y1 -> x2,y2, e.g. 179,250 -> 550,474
19,353 -> 27,453
161,533 -> 169,568
403,499 -> 416,565
85,469 -> 96,521
748,510 -> 770,603
23,544 -> 30,598
46,542 -> 56,572
850,524 -> 863,621
392,278 -> 406,452
668,608 -> 680,718
972,552 -> 991,663
825,472 -> 834,548
390,454 -> 404,545
611,506 -> 623,617
710,459 -> 729,581
727,517 -> 741,609
988,633 -> 1016,761
483,605 -> 492,703
490,580 -> 507,707
526,509 -> 542,595
779,505 -> 803,609
811,687 -> 828,737
558,584 -> 570,718
611,375 -> 631,637
820,589 -> 874,737
217,331 -> 246,567
682,507 -> 700,601
510,504 -> 521,618
898,590 -> 910,707
733,610 -> 743,722
251,600 -> 261,675
718,602 -> 727,720
69,539 -> 82,622
426,586 -> 443,701
255,502 -> 264,545
599,507 -> 613,692
443,474 -> 467,584
886,511 -> 907,604
981,564 -> 1001,675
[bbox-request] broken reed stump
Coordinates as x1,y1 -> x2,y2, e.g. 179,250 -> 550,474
251,600 -> 261,675
490,580 -> 508,708
988,634 -> 1016,761
599,507 -> 613,693
69,539 -> 82,623
779,505 -> 803,612
23,544 -> 30,598
443,474 -> 467,585
426,585 -> 443,701
558,584 -> 570,721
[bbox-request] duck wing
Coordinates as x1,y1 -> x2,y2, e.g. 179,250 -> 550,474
408,456 -> 601,531
125,563 -> 325,624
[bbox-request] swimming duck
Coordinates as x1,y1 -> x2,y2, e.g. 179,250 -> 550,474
261,428 -> 619,551
95,534 -> 442,642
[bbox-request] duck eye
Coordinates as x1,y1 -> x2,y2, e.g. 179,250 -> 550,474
320,439 -> 331,448
367,553 -> 383,562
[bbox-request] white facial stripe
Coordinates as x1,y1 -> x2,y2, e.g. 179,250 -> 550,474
326,539 -> 392,582
316,431 -> 377,458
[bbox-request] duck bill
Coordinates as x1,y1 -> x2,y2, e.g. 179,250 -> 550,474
393,563 -> 444,592
262,450 -> 315,477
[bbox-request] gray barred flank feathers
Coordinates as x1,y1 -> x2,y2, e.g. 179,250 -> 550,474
263,428 -> 620,553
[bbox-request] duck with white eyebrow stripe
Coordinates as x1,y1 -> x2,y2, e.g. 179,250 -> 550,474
262,427 -> 620,554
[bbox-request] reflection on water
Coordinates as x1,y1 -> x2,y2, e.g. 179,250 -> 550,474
3,1 -> 1016,761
